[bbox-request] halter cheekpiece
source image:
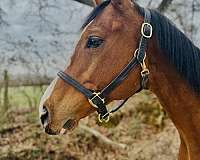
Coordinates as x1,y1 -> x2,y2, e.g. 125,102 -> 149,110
57,9 -> 153,123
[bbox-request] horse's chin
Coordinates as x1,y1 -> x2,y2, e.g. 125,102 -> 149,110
59,119 -> 78,135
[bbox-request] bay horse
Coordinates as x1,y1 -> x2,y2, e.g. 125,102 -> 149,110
39,0 -> 200,159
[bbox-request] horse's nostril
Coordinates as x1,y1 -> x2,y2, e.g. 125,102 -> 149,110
42,105 -> 48,113
40,106 -> 49,126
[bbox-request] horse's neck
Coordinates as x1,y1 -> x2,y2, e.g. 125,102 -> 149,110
148,43 -> 200,156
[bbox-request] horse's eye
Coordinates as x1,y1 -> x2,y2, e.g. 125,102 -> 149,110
87,36 -> 104,49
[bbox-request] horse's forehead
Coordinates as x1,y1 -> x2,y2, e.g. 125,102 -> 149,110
90,4 -> 123,31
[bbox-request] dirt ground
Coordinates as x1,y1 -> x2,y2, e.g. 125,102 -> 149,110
0,91 -> 180,160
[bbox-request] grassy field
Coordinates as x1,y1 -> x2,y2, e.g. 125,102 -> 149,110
0,86 -> 46,109
0,87 -> 179,160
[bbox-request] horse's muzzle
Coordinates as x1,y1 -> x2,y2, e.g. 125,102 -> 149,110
40,106 -> 49,127
40,106 -> 58,135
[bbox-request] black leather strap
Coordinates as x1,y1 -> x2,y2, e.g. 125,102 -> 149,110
100,55 -> 139,97
57,71 -> 94,99
137,9 -> 152,64
100,8 -> 151,97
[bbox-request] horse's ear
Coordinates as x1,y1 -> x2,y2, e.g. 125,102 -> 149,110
92,0 -> 102,6
111,0 -> 132,10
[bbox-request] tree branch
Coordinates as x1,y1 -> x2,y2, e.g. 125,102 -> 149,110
73,0 -> 94,7
157,0 -> 174,12
0,7 -> 9,26
79,124 -> 127,149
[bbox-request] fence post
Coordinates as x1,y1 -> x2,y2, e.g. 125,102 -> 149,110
3,70 -> 9,112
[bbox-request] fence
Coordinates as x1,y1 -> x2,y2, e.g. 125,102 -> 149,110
0,70 -> 51,114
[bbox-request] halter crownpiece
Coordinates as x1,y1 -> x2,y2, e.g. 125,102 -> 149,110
57,9 -> 152,123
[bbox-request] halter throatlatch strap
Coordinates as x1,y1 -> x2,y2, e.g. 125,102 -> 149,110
57,8 -> 152,123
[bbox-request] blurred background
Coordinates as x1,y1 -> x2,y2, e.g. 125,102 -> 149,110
0,0 -> 199,159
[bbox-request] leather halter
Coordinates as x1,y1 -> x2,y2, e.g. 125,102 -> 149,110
57,9 -> 152,123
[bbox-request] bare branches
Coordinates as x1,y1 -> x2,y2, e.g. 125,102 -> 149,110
158,0 -> 174,12
79,124 -> 127,149
192,0 -> 200,11
0,7 -> 9,27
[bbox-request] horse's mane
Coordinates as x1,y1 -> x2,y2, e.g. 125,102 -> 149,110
82,1 -> 200,95
136,5 -> 200,95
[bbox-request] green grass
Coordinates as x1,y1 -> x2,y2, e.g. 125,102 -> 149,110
0,86 -> 47,109
0,86 -> 47,127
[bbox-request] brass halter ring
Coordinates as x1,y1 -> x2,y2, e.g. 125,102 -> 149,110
98,113 -> 110,123
134,48 -> 139,58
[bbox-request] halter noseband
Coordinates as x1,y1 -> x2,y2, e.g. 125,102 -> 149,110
57,9 -> 152,123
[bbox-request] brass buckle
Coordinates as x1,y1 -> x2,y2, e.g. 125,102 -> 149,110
98,113 -> 110,123
88,92 -> 105,109
141,22 -> 153,38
